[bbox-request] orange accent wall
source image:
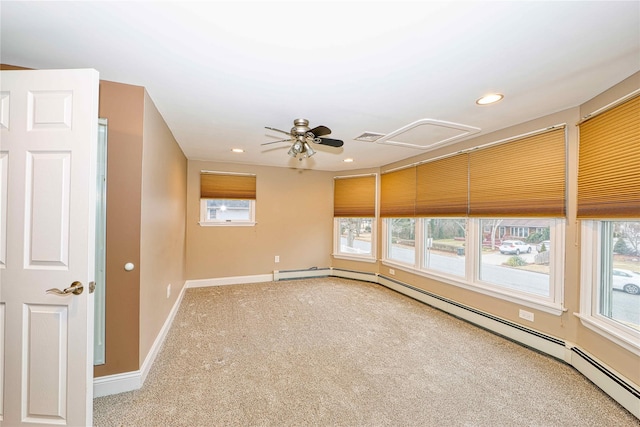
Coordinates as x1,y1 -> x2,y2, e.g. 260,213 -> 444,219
94,80 -> 144,376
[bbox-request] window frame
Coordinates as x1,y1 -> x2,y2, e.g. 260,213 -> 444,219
382,217 -> 417,268
577,220 -> 640,356
333,217 -> 377,262
382,217 -> 566,315
199,198 -> 256,227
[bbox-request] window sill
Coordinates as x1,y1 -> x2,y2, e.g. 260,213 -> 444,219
332,254 -> 377,263
381,260 -> 565,316
574,312 -> 640,356
198,221 -> 256,227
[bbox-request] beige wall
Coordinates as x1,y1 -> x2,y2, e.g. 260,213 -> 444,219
186,162 -> 335,280
335,71 -> 640,385
139,91 -> 188,364
95,82 -> 188,378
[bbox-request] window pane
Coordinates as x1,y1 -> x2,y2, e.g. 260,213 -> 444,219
388,218 -> 415,265
599,221 -> 640,331
338,218 -> 373,256
422,218 -> 466,277
479,219 -> 552,296
206,199 -> 251,221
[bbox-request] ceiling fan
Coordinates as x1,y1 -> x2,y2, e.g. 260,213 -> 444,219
262,118 -> 344,159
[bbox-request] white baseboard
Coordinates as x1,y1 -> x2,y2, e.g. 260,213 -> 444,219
93,280 -> 187,398
186,273 -> 273,288
93,370 -> 143,398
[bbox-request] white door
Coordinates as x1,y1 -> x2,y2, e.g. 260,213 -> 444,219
0,69 -> 99,426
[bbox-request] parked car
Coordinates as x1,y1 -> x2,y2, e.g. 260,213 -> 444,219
536,240 -> 551,252
612,268 -> 640,295
499,240 -> 532,255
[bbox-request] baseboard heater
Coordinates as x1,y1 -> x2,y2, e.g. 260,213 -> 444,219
274,266 -> 639,418
273,267 -> 331,281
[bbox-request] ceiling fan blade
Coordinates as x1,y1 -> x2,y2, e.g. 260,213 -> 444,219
309,125 -> 331,137
261,138 -> 292,146
265,126 -> 293,137
316,137 -> 344,148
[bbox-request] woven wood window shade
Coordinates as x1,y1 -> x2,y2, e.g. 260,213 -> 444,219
468,128 -> 566,217
577,95 -> 640,218
380,167 -> 416,217
416,153 -> 468,217
200,173 -> 256,199
334,175 -> 376,217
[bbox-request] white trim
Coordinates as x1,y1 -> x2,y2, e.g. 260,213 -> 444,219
93,280 -> 188,397
186,274 -> 273,288
332,254 -> 377,263
578,220 -> 640,356
198,221 -> 256,227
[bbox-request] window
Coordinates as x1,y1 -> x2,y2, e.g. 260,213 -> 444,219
421,218 -> 466,277
200,171 -> 256,226
378,128 -> 566,312
478,218 -> 562,301
335,218 -> 375,259
580,221 -> 640,355
200,199 -> 255,224
385,218 -> 416,266
576,93 -> 639,354
333,174 -> 377,261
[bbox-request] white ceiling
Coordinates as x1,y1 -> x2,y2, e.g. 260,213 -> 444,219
2,1 -> 639,171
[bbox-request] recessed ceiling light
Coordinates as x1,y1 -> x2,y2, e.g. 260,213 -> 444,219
231,148 -> 244,153
343,158 -> 354,163
476,93 -> 504,105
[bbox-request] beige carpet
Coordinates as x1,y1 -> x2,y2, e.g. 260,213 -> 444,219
94,277 -> 639,426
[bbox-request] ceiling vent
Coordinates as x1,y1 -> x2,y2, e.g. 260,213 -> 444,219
354,131 -> 385,142
375,119 -> 480,150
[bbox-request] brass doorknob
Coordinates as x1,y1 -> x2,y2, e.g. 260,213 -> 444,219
46,281 -> 84,296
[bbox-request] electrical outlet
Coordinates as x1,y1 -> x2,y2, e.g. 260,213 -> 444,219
166,284 -> 171,299
519,309 -> 534,322
389,268 -> 395,275
275,255 -> 280,263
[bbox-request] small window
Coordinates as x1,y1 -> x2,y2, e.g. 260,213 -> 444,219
199,171 -> 256,226
334,217 -> 376,261
200,199 -> 255,225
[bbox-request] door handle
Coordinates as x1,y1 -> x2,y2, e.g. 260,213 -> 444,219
46,281 -> 84,296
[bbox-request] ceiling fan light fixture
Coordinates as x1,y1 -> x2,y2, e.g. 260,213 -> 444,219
303,142 -> 316,157
231,148 -> 244,153
476,93 -> 504,105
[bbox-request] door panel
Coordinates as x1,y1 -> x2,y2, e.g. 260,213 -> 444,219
0,69 -> 99,426
25,151 -> 71,268
0,151 -> 7,268
24,304 -> 68,422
